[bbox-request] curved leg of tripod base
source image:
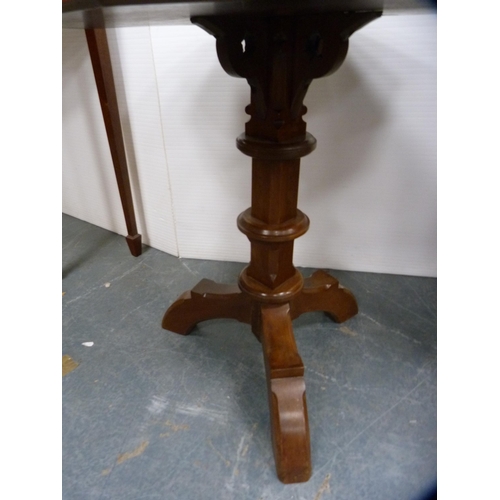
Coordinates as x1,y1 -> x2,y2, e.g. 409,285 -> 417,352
162,279 -> 253,335
260,304 -> 312,483
291,270 -> 358,323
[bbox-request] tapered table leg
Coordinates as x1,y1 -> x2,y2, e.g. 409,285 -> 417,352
85,28 -> 142,257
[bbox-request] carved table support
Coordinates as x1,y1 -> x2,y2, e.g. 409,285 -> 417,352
163,10 -> 381,483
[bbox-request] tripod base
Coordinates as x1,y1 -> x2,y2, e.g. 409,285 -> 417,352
162,270 -> 357,483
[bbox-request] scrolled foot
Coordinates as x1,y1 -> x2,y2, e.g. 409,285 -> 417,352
162,279 -> 252,335
126,234 -> 142,257
291,269 -> 358,323
259,304 -> 312,483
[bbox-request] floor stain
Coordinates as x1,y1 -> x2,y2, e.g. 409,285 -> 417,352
314,473 -> 331,500
340,326 -> 357,337
116,441 -> 149,464
62,355 -> 79,376
101,468 -> 112,476
164,420 -> 189,432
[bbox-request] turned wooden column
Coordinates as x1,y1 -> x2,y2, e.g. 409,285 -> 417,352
163,10 -> 381,483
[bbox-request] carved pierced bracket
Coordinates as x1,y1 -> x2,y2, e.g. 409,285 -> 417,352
193,12 -> 381,142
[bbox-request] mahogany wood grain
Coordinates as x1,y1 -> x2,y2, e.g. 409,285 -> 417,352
259,304 -> 311,483
162,10 -> 381,483
64,0 -> 390,486
162,279 -> 253,335
291,270 -> 359,323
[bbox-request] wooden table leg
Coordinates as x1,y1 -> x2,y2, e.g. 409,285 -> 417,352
85,28 -> 142,257
162,10 -> 381,483
259,303 -> 311,483
291,270 -> 358,323
162,279 -> 253,335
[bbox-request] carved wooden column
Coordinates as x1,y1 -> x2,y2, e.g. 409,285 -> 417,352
163,10 -> 381,483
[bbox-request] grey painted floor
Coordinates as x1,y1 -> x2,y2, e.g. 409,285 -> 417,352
62,214 -> 436,500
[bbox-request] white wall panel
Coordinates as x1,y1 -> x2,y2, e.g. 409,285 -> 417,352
150,25 -> 251,263
62,29 -> 128,236
62,12 -> 436,276
297,13 -> 437,276
62,27 -> 178,256
107,27 -> 179,255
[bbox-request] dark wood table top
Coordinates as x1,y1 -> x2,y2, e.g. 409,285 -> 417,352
62,0 -> 429,29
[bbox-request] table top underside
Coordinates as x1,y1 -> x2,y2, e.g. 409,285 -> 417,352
62,0 -> 428,29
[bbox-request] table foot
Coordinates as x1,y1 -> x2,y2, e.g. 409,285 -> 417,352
162,279 -> 253,335
126,234 -> 142,257
259,304 -> 311,483
291,270 -> 358,323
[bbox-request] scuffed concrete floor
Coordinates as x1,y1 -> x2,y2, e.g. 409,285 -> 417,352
62,214 -> 436,500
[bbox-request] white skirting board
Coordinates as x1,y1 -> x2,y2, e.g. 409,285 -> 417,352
62,12 -> 436,277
